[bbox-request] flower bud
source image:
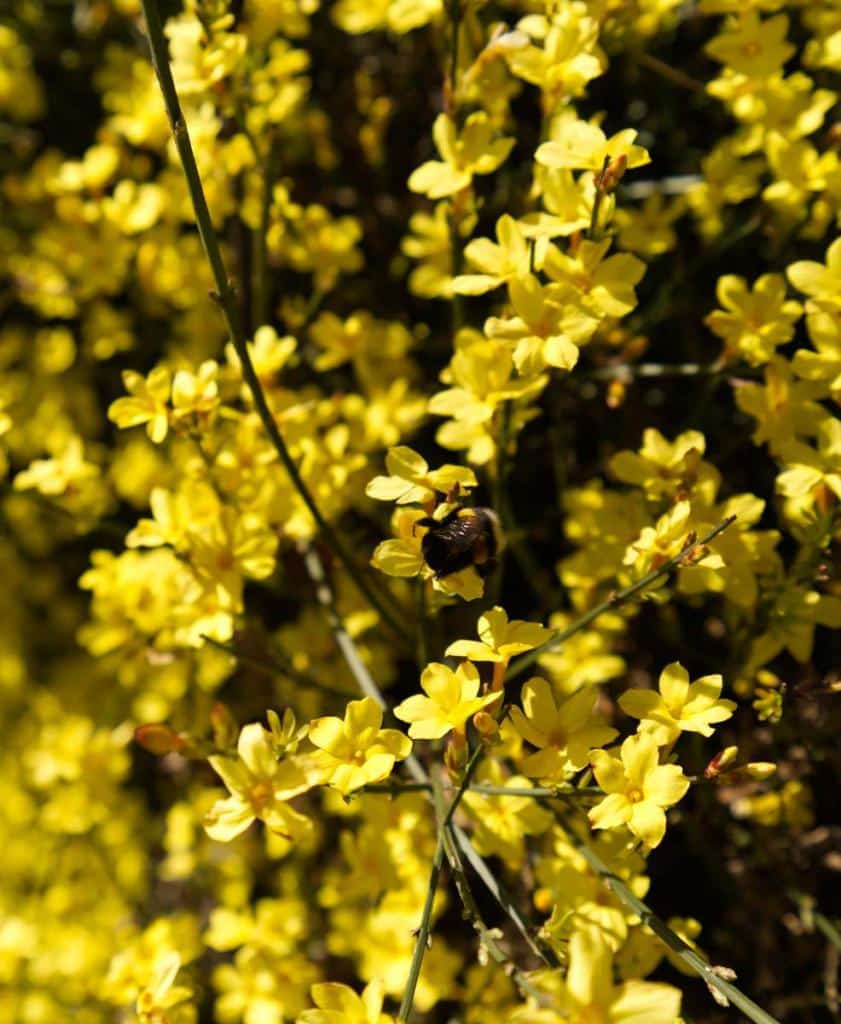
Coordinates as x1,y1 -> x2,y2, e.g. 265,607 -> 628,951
473,710 -> 499,743
745,762 -> 776,780
704,745 -> 739,779
134,723 -> 186,756
211,702 -> 238,750
445,732 -> 468,775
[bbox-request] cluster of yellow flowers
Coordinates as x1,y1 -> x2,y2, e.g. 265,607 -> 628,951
1,0 -> 838,1021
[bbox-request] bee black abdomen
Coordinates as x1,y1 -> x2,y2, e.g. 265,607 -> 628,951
421,531 -> 476,577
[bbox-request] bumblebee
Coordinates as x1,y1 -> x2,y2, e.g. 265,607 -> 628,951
415,506 -> 504,579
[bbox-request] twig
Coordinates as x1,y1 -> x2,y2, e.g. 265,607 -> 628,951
199,634 -> 350,700
362,781 -> 601,799
581,361 -> 758,382
440,821 -> 552,1006
506,515 -> 737,684
137,0 -> 410,648
302,546 -> 428,786
635,52 -> 707,95
451,824 -> 558,966
397,746 -> 485,1023
552,810 -> 782,1024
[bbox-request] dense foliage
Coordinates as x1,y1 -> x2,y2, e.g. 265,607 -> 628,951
1,0 -> 840,1022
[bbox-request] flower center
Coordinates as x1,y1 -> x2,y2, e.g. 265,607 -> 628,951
627,787 -> 644,803
547,728 -> 567,749
249,781 -> 273,810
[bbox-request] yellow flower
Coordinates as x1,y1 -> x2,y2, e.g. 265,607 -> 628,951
136,952 -> 195,1024
402,202 -> 461,299
749,583 -> 841,667
735,356 -> 828,456
589,732 -> 690,848
506,7 -> 604,109
552,929 -> 681,1024
13,436 -> 100,499
509,677 -> 618,778
308,697 -> 411,796
429,333 -> 547,465
788,237 -> 841,310
792,329 -> 841,402
614,193 -> 683,258
619,662 -> 736,744
446,605 -> 553,664
171,359 -> 220,427
705,273 -> 802,366
609,429 -> 709,502
408,112 -> 514,199
485,274 -> 597,375
394,661 -> 501,740
462,767 -> 553,865
204,722 -> 317,842
108,366 -> 172,444
776,418 -> 841,507
536,118 -> 650,175
365,445 -> 477,505
705,11 -> 795,78
623,501 -> 723,580
452,214 -> 533,296
298,978 -> 394,1024
543,238 -> 645,321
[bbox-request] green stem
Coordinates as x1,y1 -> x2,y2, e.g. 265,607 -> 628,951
441,818 -> 552,1006
450,822 -> 559,966
138,0 -> 410,648
553,811 -> 781,1024
362,782 -> 601,799
397,746 -> 485,1023
302,546 -> 428,786
447,0 -> 462,106
506,515 -> 737,685
815,914 -> 841,954
200,634 -> 350,700
635,51 -> 707,95
251,137 -> 277,330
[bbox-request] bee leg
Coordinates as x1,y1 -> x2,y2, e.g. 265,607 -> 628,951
412,516 -> 438,536
476,558 -> 497,579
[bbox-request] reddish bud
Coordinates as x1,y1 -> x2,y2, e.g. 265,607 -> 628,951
135,723 -> 185,756
211,702 -> 238,749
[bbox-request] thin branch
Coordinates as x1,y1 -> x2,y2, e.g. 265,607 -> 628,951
581,361 -> 748,382
506,515 -> 737,684
302,545 -> 428,786
552,810 -> 781,1024
199,634 -> 350,700
440,821 -> 553,1007
397,746 -> 485,1023
137,0 -> 410,647
634,52 -> 707,95
362,781 -> 602,799
451,823 -> 559,967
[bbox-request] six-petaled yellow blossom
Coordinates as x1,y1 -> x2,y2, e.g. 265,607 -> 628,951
589,732 -> 690,848
205,721 -> 318,842
394,661 -> 501,739
308,697 -> 412,795
619,662 -> 736,745
510,677 -> 618,778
